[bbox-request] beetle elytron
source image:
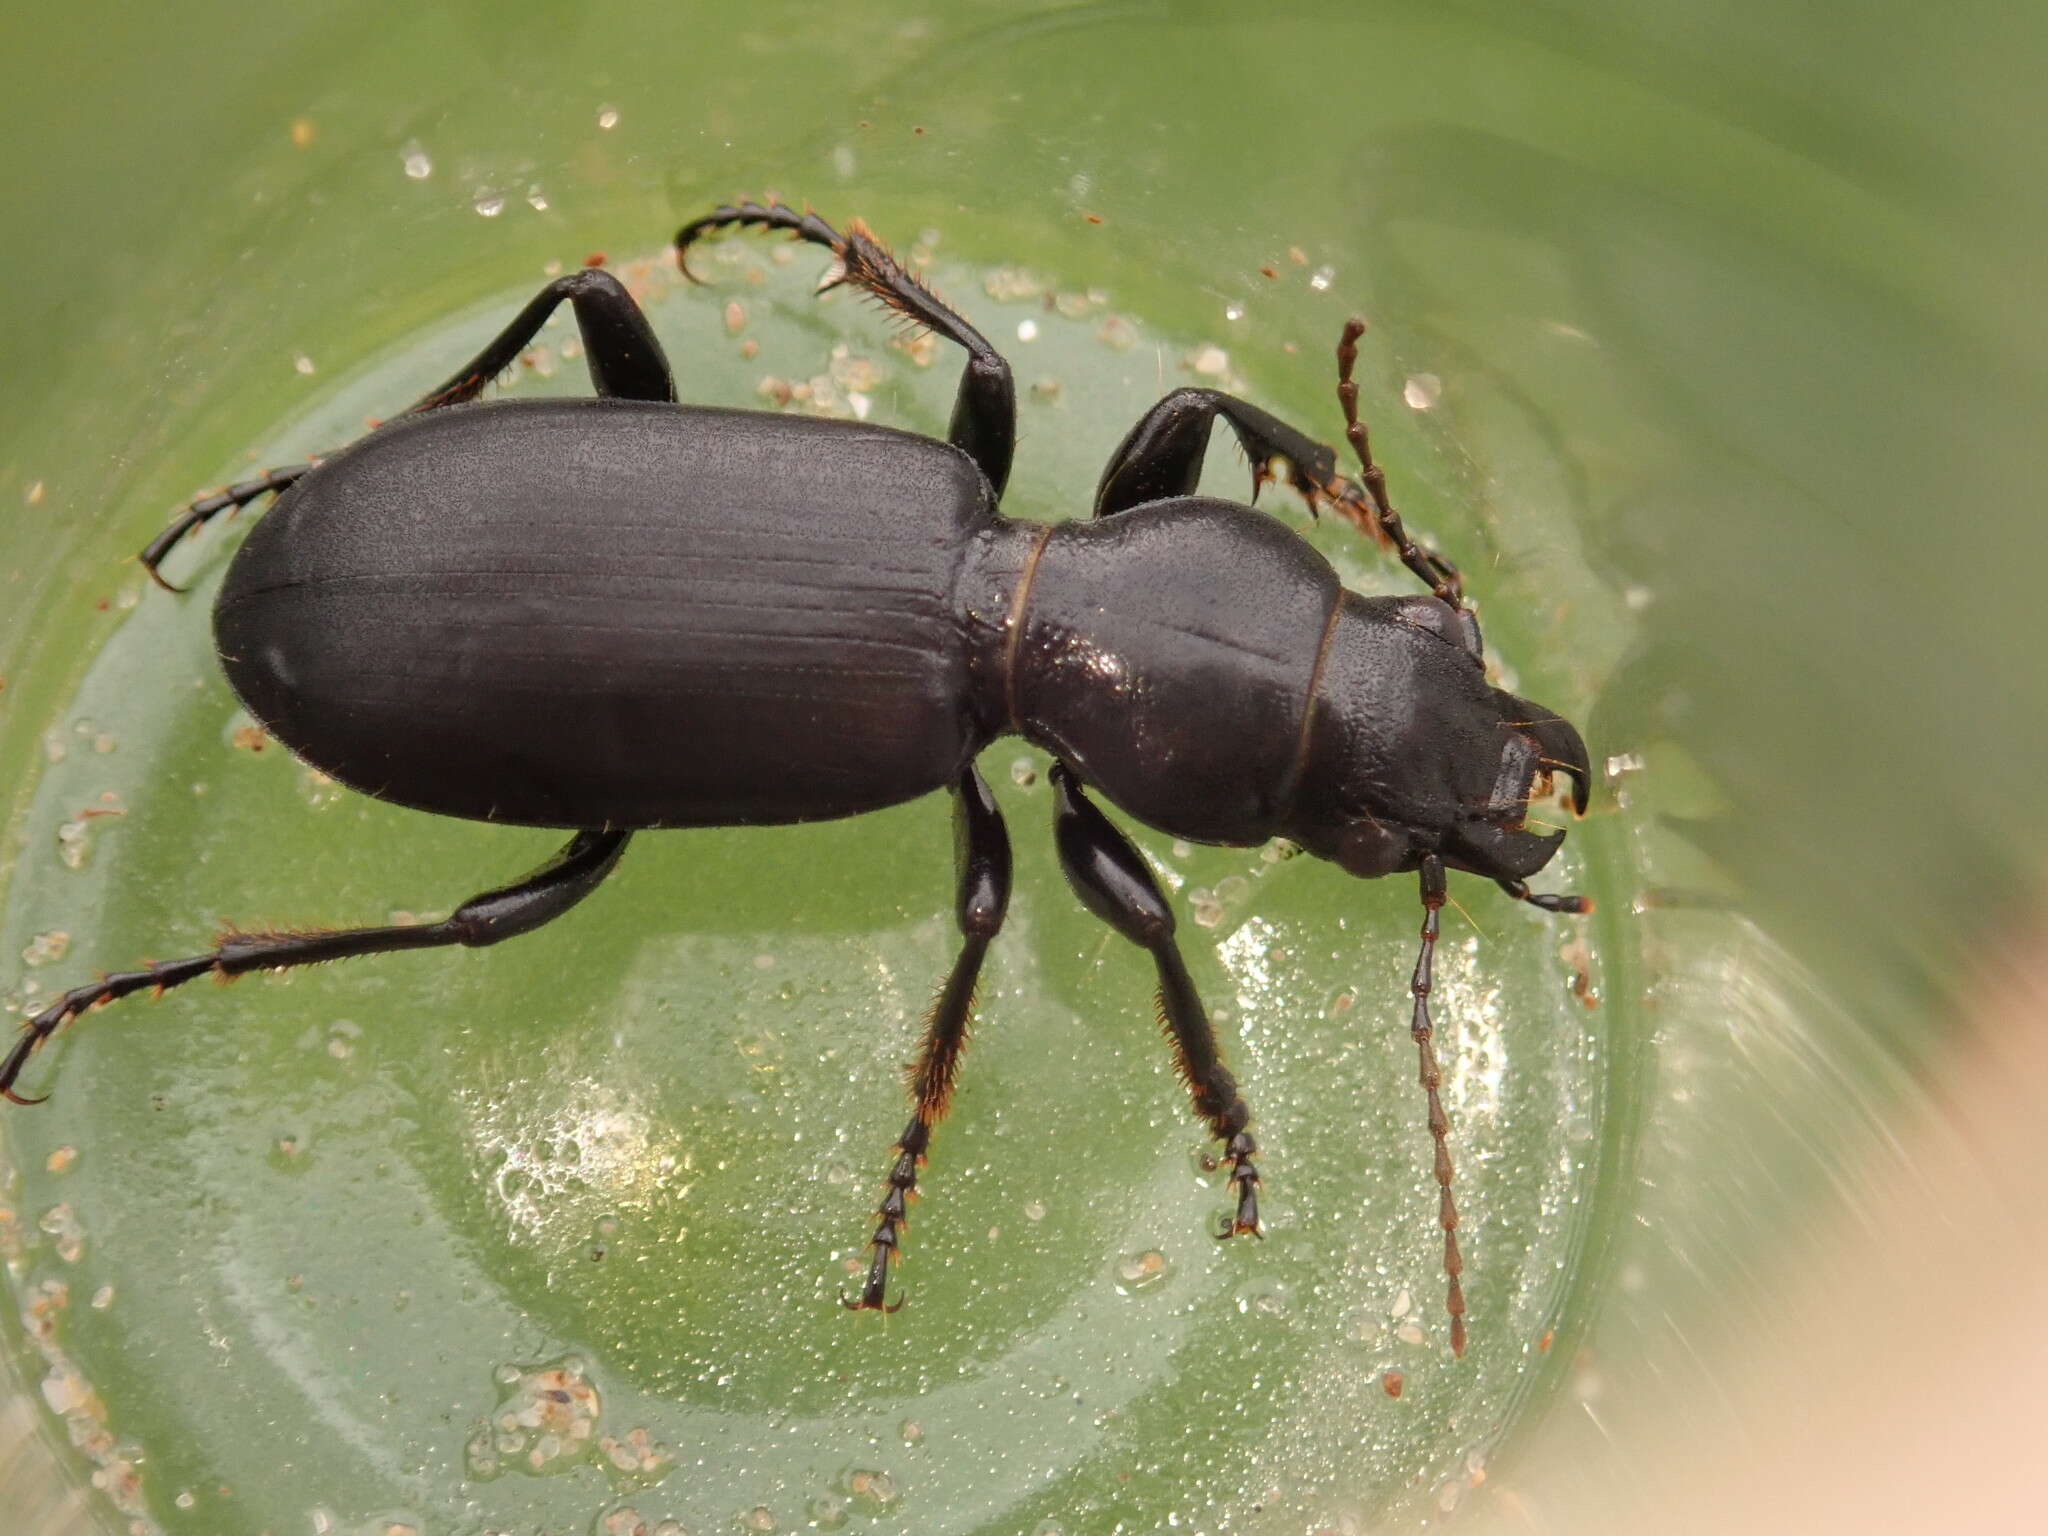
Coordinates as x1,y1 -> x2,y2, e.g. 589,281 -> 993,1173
5,203 -> 1589,1355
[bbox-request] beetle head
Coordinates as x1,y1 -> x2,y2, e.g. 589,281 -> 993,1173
1285,596 -> 1590,882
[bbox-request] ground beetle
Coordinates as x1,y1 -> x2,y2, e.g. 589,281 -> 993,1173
5,203 -> 1590,1355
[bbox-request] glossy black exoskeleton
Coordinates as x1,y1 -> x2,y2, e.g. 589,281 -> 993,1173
6,203 -> 1590,1355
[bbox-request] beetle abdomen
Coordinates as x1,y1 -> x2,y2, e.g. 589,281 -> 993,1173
214,400 -> 996,828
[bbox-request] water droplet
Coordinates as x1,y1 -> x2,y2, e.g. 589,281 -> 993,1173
38,1203 -> 85,1263
474,189 -> 506,218
846,1467 -> 899,1512
597,106 -> 621,130
1009,758 -> 1037,787
293,354 -> 316,376
1309,265 -> 1335,291
1402,373 -> 1442,410
1096,313 -> 1139,351
1113,1248 -> 1171,1293
1224,302 -> 1245,321
525,184 -> 549,212
1016,319 -> 1039,342
400,141 -> 433,179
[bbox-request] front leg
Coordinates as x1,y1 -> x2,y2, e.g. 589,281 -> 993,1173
1094,386 -> 1343,521
1098,333 -> 1483,656
675,201 -> 1016,495
1049,765 -> 1261,1238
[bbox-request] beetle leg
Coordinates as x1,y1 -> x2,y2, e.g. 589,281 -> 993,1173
846,766 -> 1012,1312
674,201 -> 1016,496
409,268 -> 676,412
141,271 -> 674,587
0,830 -> 629,1106
1408,853 -> 1468,1356
1048,764 -> 1262,1240
139,462 -> 320,591
1094,387 -> 1344,519
1334,318 -> 1469,614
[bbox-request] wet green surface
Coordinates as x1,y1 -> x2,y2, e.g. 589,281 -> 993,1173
4,2 -> 2044,1533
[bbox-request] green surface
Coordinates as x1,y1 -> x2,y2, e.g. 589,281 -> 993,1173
2,2 -> 2042,1534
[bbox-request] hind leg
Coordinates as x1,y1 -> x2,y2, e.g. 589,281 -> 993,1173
142,268 -> 676,583
3,830 -> 629,1104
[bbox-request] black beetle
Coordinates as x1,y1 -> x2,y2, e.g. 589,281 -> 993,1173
5,202 -> 1589,1354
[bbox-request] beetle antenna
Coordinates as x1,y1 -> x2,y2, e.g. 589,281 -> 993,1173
1410,854 -> 1467,1356
1334,319 -> 1466,611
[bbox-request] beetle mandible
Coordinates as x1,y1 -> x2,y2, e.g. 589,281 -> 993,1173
5,202 -> 1590,1355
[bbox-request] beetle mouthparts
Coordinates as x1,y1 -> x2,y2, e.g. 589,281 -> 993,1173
1499,694 -> 1591,816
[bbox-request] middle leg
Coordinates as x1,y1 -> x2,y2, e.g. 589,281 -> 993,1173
675,201 -> 1016,495
845,764 -> 1013,1312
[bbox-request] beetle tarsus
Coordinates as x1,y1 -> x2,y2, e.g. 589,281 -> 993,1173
674,198 -> 847,284
673,199 -> 1017,494
138,463 -> 317,586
